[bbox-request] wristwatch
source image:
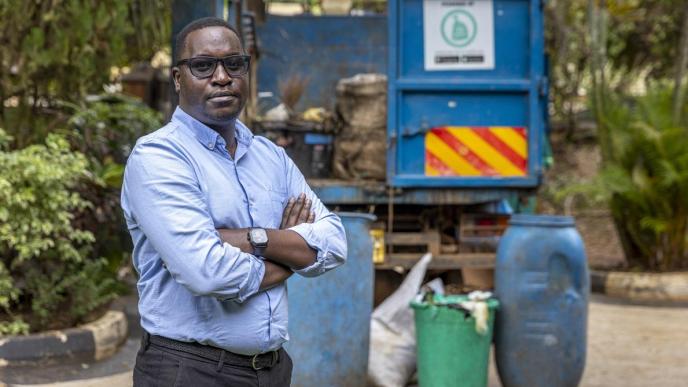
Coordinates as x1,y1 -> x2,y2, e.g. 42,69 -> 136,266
247,228 -> 269,257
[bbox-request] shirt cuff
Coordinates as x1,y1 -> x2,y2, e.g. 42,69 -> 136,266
288,223 -> 329,277
230,252 -> 266,303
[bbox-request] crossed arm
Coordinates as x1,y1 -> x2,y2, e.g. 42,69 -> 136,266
217,193 -> 317,290
124,141 -> 347,301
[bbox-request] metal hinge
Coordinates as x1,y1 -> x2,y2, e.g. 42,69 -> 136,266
401,121 -> 431,137
538,77 -> 549,98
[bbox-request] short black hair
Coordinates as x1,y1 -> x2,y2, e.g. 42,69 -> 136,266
174,17 -> 242,64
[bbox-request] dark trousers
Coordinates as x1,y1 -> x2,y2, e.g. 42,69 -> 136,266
133,335 -> 292,387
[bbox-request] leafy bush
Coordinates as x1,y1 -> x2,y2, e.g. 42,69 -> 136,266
66,94 -> 162,272
68,94 -> 162,172
0,0 -> 170,148
0,130 -> 117,334
579,84 -> 688,271
0,2 -> 168,335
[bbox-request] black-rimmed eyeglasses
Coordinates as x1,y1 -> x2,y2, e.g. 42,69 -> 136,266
176,55 -> 251,79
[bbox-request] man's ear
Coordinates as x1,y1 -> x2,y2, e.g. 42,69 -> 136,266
171,67 -> 181,94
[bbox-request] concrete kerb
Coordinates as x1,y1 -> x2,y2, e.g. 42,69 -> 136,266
591,270 -> 688,304
0,311 -> 128,366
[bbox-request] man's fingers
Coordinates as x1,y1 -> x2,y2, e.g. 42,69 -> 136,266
281,197 -> 296,229
287,193 -> 305,227
281,193 -> 314,229
297,198 -> 311,224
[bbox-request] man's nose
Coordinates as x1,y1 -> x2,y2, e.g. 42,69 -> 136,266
211,62 -> 232,84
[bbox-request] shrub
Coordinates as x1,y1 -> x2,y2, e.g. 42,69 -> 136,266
0,0 -> 170,148
66,94 -> 162,270
0,129 -> 117,334
577,84 -> 688,271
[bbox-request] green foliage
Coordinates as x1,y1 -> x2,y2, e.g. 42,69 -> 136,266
66,94 -> 162,271
68,94 -> 162,181
0,0 -> 170,147
604,0 -> 682,79
0,130 -> 116,333
587,84 -> 688,271
545,0 -> 682,129
0,319 -> 30,336
0,134 -> 92,262
0,1 -> 168,334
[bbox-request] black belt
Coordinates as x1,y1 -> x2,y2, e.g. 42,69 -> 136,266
144,332 -> 280,370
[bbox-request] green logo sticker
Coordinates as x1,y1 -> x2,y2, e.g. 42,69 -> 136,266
440,10 -> 477,48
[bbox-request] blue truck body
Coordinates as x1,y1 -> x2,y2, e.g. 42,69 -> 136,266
171,0 -> 548,267
255,1 -> 546,203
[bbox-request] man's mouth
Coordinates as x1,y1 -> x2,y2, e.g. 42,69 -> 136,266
208,92 -> 238,103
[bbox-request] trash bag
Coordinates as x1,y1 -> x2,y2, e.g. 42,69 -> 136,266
336,73 -> 387,129
332,130 -> 386,180
368,253 -> 438,387
333,73 -> 387,181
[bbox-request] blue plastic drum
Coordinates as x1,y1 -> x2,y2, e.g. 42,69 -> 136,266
495,215 -> 589,387
285,212 -> 376,387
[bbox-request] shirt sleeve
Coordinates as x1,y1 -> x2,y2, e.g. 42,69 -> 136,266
279,148 -> 347,277
122,139 -> 265,302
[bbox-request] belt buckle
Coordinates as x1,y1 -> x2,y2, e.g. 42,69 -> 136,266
251,350 -> 279,370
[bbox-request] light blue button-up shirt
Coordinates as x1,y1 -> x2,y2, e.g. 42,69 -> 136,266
121,107 -> 347,355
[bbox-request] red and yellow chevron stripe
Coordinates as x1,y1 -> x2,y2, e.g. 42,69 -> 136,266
425,126 -> 528,177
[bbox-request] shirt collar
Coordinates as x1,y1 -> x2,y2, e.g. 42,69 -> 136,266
171,107 -> 253,151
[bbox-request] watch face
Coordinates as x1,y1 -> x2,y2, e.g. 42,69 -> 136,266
251,228 -> 268,245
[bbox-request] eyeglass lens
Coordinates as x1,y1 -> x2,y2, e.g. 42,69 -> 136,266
188,56 -> 249,78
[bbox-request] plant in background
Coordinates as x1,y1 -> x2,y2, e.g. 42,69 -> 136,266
66,94 -> 162,276
67,94 -> 162,180
0,0 -> 170,148
0,1 -> 168,334
582,85 -> 688,271
584,1 -> 688,271
0,130 -> 117,334
545,0 -> 683,133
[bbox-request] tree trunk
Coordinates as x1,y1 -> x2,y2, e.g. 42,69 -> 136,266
589,0 -> 611,162
673,1 -> 688,126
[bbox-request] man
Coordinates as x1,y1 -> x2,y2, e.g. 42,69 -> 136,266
121,17 -> 347,386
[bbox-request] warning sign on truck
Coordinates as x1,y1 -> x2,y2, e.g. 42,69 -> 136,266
423,0 -> 495,71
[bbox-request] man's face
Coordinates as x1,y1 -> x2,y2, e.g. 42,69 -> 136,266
173,26 -> 248,128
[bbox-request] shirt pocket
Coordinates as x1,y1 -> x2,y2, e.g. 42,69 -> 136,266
266,187 -> 288,228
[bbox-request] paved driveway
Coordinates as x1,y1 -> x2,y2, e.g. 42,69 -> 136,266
4,295 -> 688,387
488,295 -> 688,387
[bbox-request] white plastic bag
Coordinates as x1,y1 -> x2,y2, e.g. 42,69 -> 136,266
368,253 -> 436,387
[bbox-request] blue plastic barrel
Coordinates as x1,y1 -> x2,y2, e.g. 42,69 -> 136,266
495,215 -> 589,387
285,212 -> 376,387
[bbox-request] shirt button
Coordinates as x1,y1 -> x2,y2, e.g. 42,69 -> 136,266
208,142 -> 214,149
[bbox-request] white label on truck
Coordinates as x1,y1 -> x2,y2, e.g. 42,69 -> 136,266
423,0 -> 495,71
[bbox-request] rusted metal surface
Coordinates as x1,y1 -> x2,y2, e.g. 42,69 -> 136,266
255,15 -> 388,110
310,178 -> 524,205
377,252 -> 496,270
286,213 -> 376,387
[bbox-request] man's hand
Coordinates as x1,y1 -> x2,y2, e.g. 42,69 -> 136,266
216,193 -> 315,252
217,192 -> 318,270
281,193 -> 315,229
260,260 -> 293,290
